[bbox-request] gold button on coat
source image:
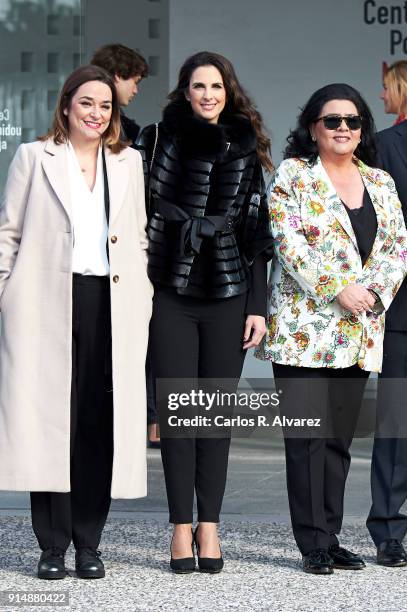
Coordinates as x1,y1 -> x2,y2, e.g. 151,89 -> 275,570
111,235 -> 118,243
113,275 -> 119,283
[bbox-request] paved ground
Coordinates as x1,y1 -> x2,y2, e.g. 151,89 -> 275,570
1,437 -> 407,612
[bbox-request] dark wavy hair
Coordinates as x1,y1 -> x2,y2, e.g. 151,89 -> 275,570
285,83 -> 377,166
167,51 -> 273,172
91,43 -> 148,79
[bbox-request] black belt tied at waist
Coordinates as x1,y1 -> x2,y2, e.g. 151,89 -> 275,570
154,200 -> 235,257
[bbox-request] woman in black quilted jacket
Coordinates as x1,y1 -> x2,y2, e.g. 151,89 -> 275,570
137,51 -> 273,573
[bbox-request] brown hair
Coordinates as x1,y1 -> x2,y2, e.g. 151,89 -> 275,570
384,60 -> 407,115
168,51 -> 273,172
91,44 -> 148,79
39,65 -> 125,153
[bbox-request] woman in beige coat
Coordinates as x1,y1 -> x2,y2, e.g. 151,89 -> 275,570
0,65 -> 152,579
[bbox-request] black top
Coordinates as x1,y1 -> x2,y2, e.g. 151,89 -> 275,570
120,112 -> 141,148
342,189 -> 377,266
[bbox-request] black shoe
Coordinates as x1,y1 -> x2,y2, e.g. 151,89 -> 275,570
75,548 -> 105,579
193,526 -> 224,574
147,440 -> 161,449
37,547 -> 67,580
302,549 -> 334,575
170,529 -> 195,574
377,539 -> 407,567
328,544 -> 365,570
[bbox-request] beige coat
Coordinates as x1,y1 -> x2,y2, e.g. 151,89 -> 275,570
0,139 -> 153,498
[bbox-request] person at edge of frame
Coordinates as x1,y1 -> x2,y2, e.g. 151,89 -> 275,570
366,60 -> 407,568
0,65 -> 153,580
256,83 -> 407,575
136,51 -> 274,574
91,43 -> 160,448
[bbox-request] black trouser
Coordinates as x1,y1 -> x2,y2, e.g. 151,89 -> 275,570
149,288 -> 247,524
367,331 -> 407,546
146,345 -> 158,426
272,363 -> 369,555
30,275 -> 113,552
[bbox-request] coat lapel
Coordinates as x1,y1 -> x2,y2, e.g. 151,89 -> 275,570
311,157 -> 359,252
104,147 -> 129,226
41,139 -> 72,223
392,121 -> 407,171
359,162 -> 389,264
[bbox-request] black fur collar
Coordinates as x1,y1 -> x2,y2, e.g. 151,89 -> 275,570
162,102 -> 257,157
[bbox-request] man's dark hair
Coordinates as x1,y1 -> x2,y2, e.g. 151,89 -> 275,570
91,44 -> 148,80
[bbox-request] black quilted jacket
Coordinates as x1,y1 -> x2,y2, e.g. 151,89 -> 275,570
136,102 -> 273,301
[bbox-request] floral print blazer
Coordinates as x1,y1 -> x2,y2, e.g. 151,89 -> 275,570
256,156 -> 407,372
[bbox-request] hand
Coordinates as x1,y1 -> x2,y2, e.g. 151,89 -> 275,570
243,315 -> 266,349
336,284 -> 376,315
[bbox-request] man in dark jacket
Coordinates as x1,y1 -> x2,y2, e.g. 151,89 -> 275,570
91,43 -> 148,146
367,119 -> 407,567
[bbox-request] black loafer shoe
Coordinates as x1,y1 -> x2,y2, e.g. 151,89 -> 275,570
328,545 -> 365,570
75,548 -> 105,579
37,547 -> 67,580
377,539 -> 407,567
302,549 -> 334,575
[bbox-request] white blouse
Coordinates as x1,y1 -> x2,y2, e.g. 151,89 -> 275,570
66,141 -> 110,276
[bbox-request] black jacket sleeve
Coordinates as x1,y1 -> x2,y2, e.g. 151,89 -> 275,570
120,113 -> 141,148
240,158 -> 274,265
135,124 -> 159,217
245,253 -> 268,317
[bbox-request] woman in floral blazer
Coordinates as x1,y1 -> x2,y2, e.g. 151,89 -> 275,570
256,83 -> 407,575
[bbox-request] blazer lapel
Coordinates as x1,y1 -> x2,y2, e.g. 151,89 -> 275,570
359,162 -> 388,264
104,147 -> 129,226
41,139 -> 72,223
393,123 -> 407,171
311,157 -> 359,252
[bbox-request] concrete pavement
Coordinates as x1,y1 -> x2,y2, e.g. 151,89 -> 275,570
1,438 -> 407,611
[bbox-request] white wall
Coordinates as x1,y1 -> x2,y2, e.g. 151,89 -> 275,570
169,0 -> 397,162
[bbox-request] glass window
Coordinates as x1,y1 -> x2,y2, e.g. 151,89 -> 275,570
47,90 -> 58,111
73,53 -> 80,69
148,18 -> 160,39
21,90 -> 35,112
73,14 -> 81,36
0,1 -> 84,194
47,15 -> 59,35
47,53 -> 59,74
148,56 -> 160,76
21,52 -> 34,72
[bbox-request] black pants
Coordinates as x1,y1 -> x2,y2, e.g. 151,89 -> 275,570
149,288 -> 247,523
272,363 -> 369,555
367,331 -> 407,546
30,275 -> 113,552
146,345 -> 158,426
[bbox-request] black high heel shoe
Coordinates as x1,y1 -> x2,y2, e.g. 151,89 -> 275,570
170,528 -> 196,574
194,526 -> 224,573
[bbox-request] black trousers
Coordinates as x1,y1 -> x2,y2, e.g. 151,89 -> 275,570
272,363 -> 369,555
149,288 -> 247,523
367,331 -> 407,546
146,345 -> 158,426
30,275 -> 113,552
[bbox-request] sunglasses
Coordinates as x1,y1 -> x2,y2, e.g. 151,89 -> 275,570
315,114 -> 362,130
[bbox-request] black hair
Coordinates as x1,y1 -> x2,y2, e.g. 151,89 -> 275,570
284,83 -> 377,166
